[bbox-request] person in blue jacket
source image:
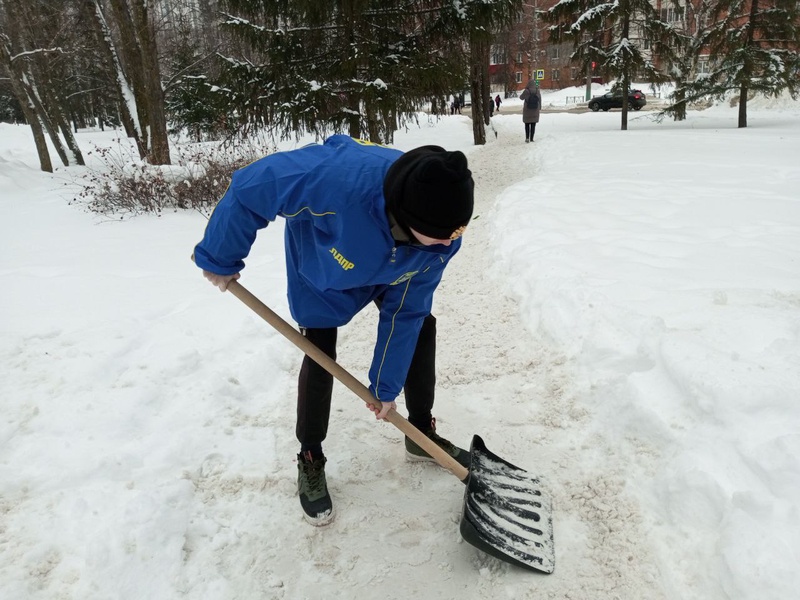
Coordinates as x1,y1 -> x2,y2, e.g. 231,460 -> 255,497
193,135 -> 474,526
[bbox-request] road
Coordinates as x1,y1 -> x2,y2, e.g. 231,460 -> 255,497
486,103 -> 661,115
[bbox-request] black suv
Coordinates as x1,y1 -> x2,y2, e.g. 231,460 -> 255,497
588,89 -> 647,111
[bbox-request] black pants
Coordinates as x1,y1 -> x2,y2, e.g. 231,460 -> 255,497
296,312 -> 437,448
525,122 -> 537,140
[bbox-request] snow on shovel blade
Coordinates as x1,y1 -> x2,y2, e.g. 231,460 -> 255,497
459,435 -> 555,573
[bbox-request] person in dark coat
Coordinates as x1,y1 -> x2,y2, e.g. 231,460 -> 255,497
495,94 -> 502,111
519,80 -> 542,143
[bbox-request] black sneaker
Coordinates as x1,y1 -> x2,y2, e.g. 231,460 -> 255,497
297,451 -> 334,526
405,418 -> 470,469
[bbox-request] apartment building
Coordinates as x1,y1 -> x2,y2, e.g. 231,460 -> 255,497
490,1 -> 582,94
492,0 -> 698,94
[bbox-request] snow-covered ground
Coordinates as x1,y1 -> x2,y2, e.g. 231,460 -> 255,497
2,88 -> 799,599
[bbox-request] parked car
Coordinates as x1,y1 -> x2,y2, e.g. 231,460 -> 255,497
588,89 -> 647,111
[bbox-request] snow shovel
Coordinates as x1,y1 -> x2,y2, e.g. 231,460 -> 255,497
223,279 -> 555,573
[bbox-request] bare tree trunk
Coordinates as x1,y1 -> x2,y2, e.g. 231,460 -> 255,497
27,119 -> 54,172
738,83 -> 748,128
621,76 -> 629,131
469,35 -> 487,146
130,0 -> 170,164
6,52 -> 70,166
738,0 -> 759,129
365,100 -> 381,143
480,43 -> 491,126
39,70 -> 85,165
57,114 -> 86,166
620,17 -> 630,131
673,87 -> 687,121
1,39 -> 53,172
22,114 -> 54,172
23,77 -> 71,166
1,4 -> 72,167
339,8 -> 361,141
383,108 -> 395,145
88,0 -> 145,157
107,0 -> 151,154
346,96 -> 362,139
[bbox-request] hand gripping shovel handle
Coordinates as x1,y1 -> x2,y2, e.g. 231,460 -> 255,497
225,280 -> 470,482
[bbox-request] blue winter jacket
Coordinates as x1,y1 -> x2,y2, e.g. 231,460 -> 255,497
194,135 -> 462,403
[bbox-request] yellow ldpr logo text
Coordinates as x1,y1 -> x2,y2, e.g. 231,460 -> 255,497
330,247 -> 354,270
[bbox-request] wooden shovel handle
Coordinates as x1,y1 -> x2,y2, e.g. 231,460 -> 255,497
225,279 -> 470,481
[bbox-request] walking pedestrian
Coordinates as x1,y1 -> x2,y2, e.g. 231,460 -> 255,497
520,80 -> 542,143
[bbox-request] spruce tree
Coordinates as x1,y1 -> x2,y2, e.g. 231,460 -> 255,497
452,0 -> 524,145
546,0 -> 683,130
658,0 -> 717,122
216,0 -> 469,143
670,0 -> 800,128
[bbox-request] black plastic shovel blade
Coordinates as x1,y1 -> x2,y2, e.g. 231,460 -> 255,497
459,435 -> 555,573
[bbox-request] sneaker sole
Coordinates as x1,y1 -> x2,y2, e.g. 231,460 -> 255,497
302,506 -> 335,527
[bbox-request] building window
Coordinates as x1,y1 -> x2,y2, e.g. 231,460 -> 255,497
571,67 -> 578,80
518,32 -> 524,44
491,47 -> 506,65
697,58 -> 710,75
660,7 -> 684,22
550,47 -> 560,59
552,69 -> 560,81
516,71 -> 523,84
516,52 -> 523,64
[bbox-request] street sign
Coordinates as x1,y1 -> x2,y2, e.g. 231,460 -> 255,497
536,69 -> 544,81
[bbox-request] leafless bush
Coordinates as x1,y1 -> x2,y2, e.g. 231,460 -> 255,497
75,136 -> 274,218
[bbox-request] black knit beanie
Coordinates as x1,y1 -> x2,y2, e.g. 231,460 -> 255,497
383,145 -> 474,240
